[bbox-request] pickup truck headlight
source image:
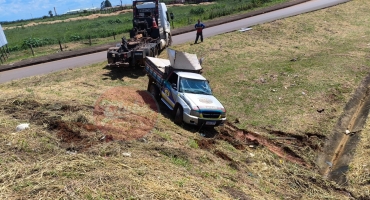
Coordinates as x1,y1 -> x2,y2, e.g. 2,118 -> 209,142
190,109 -> 200,117
221,112 -> 226,118
221,107 -> 226,118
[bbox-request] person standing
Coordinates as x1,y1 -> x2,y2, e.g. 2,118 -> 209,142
194,19 -> 205,44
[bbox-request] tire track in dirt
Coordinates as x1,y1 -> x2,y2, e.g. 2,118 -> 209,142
317,72 -> 370,185
207,123 -> 313,167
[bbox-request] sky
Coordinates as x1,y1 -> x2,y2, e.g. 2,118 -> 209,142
0,0 -> 133,22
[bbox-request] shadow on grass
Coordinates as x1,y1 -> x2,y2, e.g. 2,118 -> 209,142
102,64 -> 146,81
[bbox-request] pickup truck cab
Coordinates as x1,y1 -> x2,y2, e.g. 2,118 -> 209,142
145,49 -> 226,127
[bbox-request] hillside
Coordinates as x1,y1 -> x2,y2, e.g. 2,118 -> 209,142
0,0 -> 369,199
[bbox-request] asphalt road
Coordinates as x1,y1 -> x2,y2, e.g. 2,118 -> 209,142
0,0 -> 350,84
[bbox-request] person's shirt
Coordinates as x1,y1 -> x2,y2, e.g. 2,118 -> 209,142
195,22 -> 205,33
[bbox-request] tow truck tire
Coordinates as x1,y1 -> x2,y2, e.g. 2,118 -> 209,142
174,106 -> 183,125
128,58 -> 133,67
148,83 -> 160,101
168,33 -> 172,47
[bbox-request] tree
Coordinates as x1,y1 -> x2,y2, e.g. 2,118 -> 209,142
48,10 -> 53,17
100,0 -> 112,9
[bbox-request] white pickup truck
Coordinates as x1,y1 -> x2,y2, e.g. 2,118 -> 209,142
145,48 -> 226,127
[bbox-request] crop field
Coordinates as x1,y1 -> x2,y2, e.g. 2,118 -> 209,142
0,0 -> 369,199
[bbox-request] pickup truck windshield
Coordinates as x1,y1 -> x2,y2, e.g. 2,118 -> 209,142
179,77 -> 212,95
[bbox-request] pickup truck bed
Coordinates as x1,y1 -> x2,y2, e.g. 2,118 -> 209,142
145,57 -> 169,85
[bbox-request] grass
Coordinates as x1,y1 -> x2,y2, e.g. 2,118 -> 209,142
167,0 -> 289,27
4,14 -> 132,51
0,0 -> 370,199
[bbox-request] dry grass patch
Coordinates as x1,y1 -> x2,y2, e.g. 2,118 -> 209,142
2,0 -> 370,199
347,119 -> 370,198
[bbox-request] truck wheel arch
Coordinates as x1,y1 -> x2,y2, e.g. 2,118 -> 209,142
173,104 -> 183,125
148,83 -> 160,101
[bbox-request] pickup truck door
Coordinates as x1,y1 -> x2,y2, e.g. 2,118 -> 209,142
161,72 -> 179,108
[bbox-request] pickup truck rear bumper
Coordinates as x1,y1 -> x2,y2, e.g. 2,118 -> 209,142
183,113 -> 226,126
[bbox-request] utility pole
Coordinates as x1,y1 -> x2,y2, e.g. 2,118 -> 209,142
54,7 -> 58,16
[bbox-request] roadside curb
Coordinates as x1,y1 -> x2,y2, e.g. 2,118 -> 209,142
0,0 -> 310,72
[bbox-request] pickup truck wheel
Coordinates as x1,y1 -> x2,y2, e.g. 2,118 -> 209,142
174,106 -> 183,125
148,83 -> 160,101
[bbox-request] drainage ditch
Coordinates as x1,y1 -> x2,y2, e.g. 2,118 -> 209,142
317,72 -> 370,185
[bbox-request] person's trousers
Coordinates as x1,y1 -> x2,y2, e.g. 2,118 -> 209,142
195,32 -> 203,43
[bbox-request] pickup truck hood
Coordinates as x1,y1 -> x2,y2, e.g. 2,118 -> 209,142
182,93 -> 224,111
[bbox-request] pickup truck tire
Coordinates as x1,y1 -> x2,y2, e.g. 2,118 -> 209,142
148,83 -> 160,101
174,106 -> 183,125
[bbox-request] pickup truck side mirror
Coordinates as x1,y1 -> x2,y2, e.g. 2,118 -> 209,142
170,12 -> 174,20
171,83 -> 177,90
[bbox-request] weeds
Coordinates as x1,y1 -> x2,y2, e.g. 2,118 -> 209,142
0,0 -> 369,199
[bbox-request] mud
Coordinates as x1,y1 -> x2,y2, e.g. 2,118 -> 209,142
93,87 -> 159,141
317,72 -> 370,185
196,138 -> 217,150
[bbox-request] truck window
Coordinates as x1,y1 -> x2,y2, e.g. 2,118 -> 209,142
167,73 -> 178,85
166,11 -> 169,23
179,77 -> 212,95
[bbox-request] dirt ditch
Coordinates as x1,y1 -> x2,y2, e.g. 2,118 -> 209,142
197,123 -> 322,168
317,72 -> 370,185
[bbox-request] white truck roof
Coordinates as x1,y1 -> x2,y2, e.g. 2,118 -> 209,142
176,71 -> 206,80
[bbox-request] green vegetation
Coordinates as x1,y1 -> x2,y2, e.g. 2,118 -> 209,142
170,0 -> 287,27
2,0 -> 288,53
5,15 -> 132,52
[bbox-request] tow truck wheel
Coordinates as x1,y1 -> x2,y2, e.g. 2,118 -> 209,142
148,83 -> 160,101
128,58 -> 133,67
154,46 -> 159,58
174,106 -> 183,125
168,33 -> 172,47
